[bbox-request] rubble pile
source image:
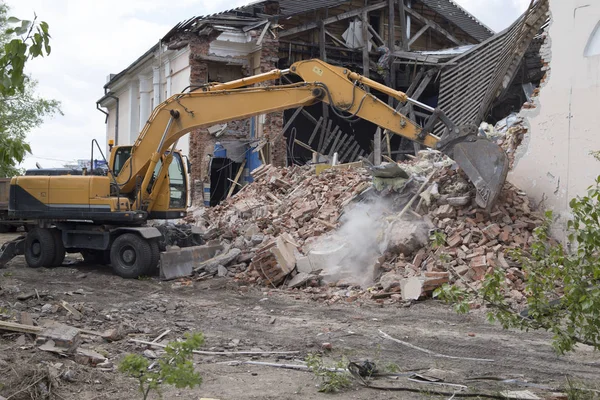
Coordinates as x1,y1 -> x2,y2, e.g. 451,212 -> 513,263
191,164 -> 372,285
369,165 -> 544,307
189,152 -> 543,307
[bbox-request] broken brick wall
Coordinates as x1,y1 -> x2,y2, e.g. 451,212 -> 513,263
183,32 -> 253,204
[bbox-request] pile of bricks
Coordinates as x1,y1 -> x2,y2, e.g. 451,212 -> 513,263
367,166 -> 545,306
192,164 -> 371,286
193,155 -> 544,307
202,164 -> 371,249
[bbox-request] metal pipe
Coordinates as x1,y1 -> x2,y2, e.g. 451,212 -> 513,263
347,71 -> 408,103
406,97 -> 435,112
98,94 -> 120,145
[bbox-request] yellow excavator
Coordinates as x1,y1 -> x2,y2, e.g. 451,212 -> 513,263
0,59 -> 508,278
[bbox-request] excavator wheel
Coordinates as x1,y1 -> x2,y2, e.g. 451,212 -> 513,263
24,228 -> 56,268
50,229 -> 65,267
110,233 -> 152,279
148,239 -> 160,273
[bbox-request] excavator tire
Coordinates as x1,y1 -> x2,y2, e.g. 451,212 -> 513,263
110,233 -> 152,279
50,229 -> 65,267
148,239 -> 160,273
24,228 -> 56,268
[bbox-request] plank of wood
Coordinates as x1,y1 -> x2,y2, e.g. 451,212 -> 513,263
374,127 -> 382,166
362,9 -> 370,79
0,320 -> 43,334
403,6 -> 461,46
280,2 -> 387,38
398,0 -> 408,51
61,301 -> 82,321
409,24 -> 429,47
256,21 -> 271,46
152,329 -> 171,343
226,159 -> 246,199
307,116 -> 324,146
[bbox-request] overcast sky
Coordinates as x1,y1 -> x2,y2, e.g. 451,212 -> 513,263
9,0 -> 530,170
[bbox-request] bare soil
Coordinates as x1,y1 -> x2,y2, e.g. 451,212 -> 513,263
0,232 -> 598,400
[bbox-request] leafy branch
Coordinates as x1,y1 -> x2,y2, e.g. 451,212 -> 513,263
119,332 -> 204,400
1,9 -> 51,96
436,172 -> 600,354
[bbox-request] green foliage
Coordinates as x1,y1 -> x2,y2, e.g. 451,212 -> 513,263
0,3 -> 60,177
430,231 -> 447,248
436,172 -> 600,354
119,332 -> 204,400
0,4 -> 51,96
305,353 -> 351,393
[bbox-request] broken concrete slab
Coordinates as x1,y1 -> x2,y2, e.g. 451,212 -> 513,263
288,272 -> 312,288
194,248 -> 241,274
161,243 -> 224,280
400,277 -> 423,300
382,219 -> 429,256
40,321 -> 81,352
447,196 -> 471,207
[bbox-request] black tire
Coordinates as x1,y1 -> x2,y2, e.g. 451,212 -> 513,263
50,229 -> 65,267
148,239 -> 160,273
81,249 -> 111,265
24,228 -> 56,268
110,233 -> 152,279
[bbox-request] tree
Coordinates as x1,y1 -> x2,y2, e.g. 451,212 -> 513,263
0,2 -> 60,177
436,152 -> 600,354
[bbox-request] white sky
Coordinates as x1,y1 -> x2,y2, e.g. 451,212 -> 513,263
8,0 -> 530,170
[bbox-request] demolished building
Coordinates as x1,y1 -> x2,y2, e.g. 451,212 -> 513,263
98,0 -> 527,206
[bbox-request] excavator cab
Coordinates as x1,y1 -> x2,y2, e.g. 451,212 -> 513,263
109,145 -> 188,219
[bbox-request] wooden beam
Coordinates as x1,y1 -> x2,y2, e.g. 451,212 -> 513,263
194,54 -> 248,65
358,13 -> 385,46
280,2 -> 387,38
325,30 -> 350,48
226,159 -> 246,199
318,19 -> 326,61
387,0 -> 396,93
398,0 -> 408,51
403,5 -> 461,46
374,127 -> 382,166
408,24 -> 429,47
256,21 -> 271,46
362,9 -> 370,79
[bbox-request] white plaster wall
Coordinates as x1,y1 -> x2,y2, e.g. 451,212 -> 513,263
509,0 -> 600,235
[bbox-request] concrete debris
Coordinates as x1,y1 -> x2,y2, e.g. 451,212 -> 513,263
381,219 -> 429,256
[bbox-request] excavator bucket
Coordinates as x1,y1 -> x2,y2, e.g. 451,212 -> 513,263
452,138 -> 509,210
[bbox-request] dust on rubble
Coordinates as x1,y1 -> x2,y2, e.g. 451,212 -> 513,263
187,150 -> 545,310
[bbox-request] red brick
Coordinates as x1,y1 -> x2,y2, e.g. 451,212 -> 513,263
447,233 -> 463,247
482,223 -> 501,239
469,255 -> 487,269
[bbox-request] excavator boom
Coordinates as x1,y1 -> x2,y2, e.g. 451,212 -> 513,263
119,59 -> 507,210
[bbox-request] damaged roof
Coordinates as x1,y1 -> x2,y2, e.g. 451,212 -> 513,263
418,0 -> 494,41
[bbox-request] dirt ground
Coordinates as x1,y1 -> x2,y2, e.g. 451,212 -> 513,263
0,232 -> 598,400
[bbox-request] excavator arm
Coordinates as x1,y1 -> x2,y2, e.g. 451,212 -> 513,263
117,59 -> 508,210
